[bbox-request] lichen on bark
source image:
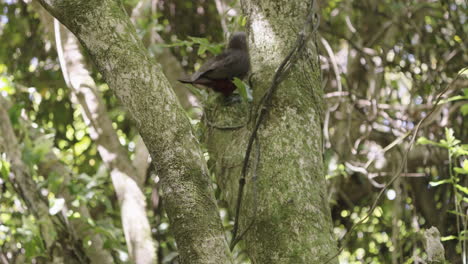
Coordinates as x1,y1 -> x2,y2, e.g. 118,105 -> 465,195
37,0 -> 233,263
204,0 -> 338,263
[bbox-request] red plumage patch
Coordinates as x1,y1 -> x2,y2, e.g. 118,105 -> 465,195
192,78 -> 237,96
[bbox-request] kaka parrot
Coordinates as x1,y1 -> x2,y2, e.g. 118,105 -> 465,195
178,32 -> 250,96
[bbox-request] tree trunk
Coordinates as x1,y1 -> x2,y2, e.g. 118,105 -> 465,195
54,20 -> 157,264
204,0 -> 338,262
36,0 -> 232,263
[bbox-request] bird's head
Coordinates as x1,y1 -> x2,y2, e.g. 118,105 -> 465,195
228,32 -> 248,51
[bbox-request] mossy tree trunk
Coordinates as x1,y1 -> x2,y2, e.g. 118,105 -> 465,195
204,0 -> 338,263
37,0 -> 337,262
36,0 -> 233,263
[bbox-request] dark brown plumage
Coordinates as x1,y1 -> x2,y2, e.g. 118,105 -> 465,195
178,32 -> 250,96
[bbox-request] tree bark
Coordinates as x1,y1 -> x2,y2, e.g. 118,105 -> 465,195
204,0 -> 338,263
130,0 -> 198,110
54,19 -> 157,264
33,2 -> 158,261
36,0 -> 233,263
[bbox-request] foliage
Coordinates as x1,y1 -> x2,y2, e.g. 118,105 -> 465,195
0,0 -> 466,263
232,77 -> 253,103
418,128 -> 468,249
321,0 -> 467,263
158,36 -> 224,56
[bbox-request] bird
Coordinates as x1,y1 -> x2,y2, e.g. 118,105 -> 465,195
178,32 -> 250,97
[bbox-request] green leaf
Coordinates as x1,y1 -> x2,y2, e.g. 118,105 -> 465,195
429,179 -> 452,187
441,235 -> 457,241
22,134 -> 54,166
46,172 -> 64,194
241,16 -> 247,26
71,199 -> 80,208
0,158 -> 10,179
453,145 -> 468,157
74,136 -> 91,156
416,136 -> 437,146
49,198 -> 65,215
206,45 -> 223,55
437,95 -> 467,105
197,45 -> 207,56
454,160 -> 468,174
86,217 -> 96,227
438,140 -> 449,148
447,210 -> 467,217
20,216 -> 46,259
188,37 -> 223,55
454,184 -> 468,195
8,102 -> 24,126
161,36 -> 224,56
94,225 -> 118,240
232,77 -> 252,102
0,76 -> 14,94
444,128 -> 460,147
188,36 -> 209,45
23,235 -> 46,259
461,104 -> 468,116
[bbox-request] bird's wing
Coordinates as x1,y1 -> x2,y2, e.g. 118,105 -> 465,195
189,53 -> 225,81
204,50 -> 249,80
202,54 -> 238,79
192,51 -> 245,81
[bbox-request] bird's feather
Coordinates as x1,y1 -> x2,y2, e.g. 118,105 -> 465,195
178,32 -> 250,96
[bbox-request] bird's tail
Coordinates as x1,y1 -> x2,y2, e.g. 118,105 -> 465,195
178,77 -> 193,84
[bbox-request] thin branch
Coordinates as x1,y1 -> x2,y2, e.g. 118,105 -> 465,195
324,67 -> 468,263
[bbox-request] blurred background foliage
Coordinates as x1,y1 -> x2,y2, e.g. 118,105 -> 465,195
0,0 -> 466,263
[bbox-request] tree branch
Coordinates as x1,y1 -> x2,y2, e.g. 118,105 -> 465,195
36,0 -> 232,263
